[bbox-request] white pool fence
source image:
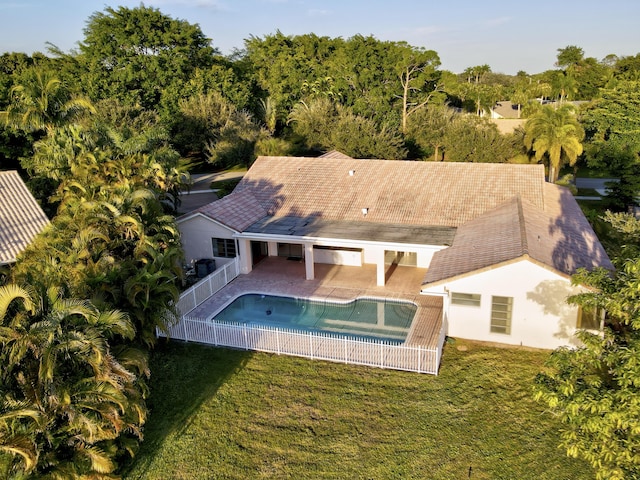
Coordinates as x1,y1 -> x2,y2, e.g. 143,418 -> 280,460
162,256 -> 445,374
176,258 -> 240,316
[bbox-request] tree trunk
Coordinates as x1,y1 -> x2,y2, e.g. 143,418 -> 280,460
401,69 -> 409,133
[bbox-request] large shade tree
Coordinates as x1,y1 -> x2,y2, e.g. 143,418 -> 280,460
582,81 -> 640,211
534,212 -> 640,480
78,5 -> 216,110
287,97 -> 407,159
397,46 -> 442,132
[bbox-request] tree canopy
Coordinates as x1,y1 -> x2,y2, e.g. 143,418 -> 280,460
78,5 -> 217,110
535,213 -> 640,480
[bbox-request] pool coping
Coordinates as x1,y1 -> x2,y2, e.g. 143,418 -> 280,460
199,291 -> 419,343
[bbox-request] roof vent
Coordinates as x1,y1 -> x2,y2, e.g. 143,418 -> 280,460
362,208 -> 369,216
349,170 -> 355,176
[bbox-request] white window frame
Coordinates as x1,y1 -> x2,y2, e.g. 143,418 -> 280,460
490,296 -> 513,335
451,292 -> 481,307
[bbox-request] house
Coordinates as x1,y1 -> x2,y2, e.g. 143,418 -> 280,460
177,156 -> 612,350
0,171 -> 50,266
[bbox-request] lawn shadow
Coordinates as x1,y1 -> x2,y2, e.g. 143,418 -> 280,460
120,341 -> 252,478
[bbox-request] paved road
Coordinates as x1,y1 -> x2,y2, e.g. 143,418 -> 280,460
189,171 -> 246,192
176,171 -> 246,215
575,178 -> 618,191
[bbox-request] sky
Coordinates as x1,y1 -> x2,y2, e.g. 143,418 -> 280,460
0,0 -> 638,75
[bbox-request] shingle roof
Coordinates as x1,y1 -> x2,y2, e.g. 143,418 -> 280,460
186,190 -> 267,232
0,171 -> 50,265
422,185 -> 613,285
235,156 -> 546,227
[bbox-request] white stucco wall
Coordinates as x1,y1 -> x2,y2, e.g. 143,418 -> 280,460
362,244 -> 440,268
177,214 -> 237,265
313,248 -> 363,266
422,259 -> 587,349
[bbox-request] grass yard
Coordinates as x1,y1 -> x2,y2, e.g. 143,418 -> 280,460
122,340 -> 592,479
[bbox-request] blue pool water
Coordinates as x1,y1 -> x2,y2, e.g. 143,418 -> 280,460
213,294 -> 417,342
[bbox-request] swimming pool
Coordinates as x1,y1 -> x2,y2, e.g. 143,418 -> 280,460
212,294 -> 417,342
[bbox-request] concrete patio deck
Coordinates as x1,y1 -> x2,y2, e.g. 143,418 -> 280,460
188,257 -> 444,350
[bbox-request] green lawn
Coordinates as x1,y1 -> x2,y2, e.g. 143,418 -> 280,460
122,340 -> 592,479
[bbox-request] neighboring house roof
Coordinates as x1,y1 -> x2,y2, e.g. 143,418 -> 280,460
180,190 -> 267,232
491,101 -> 520,119
423,184 -> 613,285
318,150 -> 354,159
234,156 -> 546,228
0,170 -> 50,265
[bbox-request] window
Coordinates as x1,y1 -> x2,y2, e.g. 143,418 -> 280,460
212,238 -> 236,258
578,307 -> 602,330
451,292 -> 481,307
384,250 -> 417,266
277,243 -> 302,259
490,296 -> 513,334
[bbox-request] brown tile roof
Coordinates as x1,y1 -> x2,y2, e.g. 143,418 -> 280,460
234,156 -> 546,227
423,185 -> 613,285
535,183 -> 613,274
318,150 -> 354,159
186,190 -> 267,232
0,171 -> 50,265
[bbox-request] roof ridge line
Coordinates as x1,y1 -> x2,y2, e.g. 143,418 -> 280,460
516,195 -> 528,255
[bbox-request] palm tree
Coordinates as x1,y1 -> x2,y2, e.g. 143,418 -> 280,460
259,96 -> 278,134
552,71 -> 578,103
0,284 -> 146,478
524,104 -> 585,183
0,67 -> 94,134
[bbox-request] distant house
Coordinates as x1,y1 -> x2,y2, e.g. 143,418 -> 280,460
489,101 -> 526,134
177,156 -> 612,350
0,171 -> 49,265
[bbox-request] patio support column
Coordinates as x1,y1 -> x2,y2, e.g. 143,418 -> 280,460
267,241 -> 278,257
304,243 -> 315,280
238,238 -> 253,274
377,256 -> 386,286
